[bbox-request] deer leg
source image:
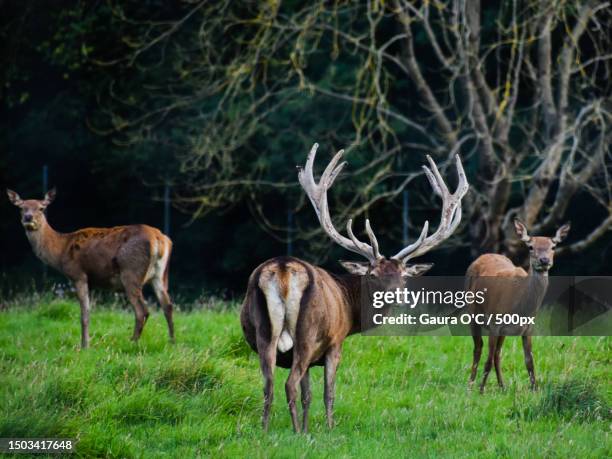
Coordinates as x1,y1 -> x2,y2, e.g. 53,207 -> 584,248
494,336 -> 506,389
256,336 -> 276,432
324,344 -> 342,429
479,335 -> 497,394
124,286 -> 149,342
468,324 -> 483,387
300,368 -> 312,433
286,357 -> 309,433
153,278 -> 175,343
522,336 -> 537,390
74,280 -> 90,349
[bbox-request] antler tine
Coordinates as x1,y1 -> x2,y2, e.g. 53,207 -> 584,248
365,219 -> 382,260
300,143 -> 318,188
299,143 -> 381,263
391,220 -> 429,261
453,154 -> 469,196
299,144 -> 345,220
392,154 -> 469,262
423,155 -> 447,197
422,166 -> 442,197
301,144 -> 343,196
346,219 -> 375,258
321,150 -> 346,188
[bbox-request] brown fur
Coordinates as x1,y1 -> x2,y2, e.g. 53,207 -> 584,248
242,144 -> 463,432
241,256 -> 420,433
467,253 -> 527,278
7,189 -> 175,348
465,220 -> 570,392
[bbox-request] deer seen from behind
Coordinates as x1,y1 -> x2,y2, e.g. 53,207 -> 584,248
466,219 -> 571,392
241,143 -> 469,432
7,188 -> 175,348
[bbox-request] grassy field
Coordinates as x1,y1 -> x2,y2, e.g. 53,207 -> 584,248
0,299 -> 610,458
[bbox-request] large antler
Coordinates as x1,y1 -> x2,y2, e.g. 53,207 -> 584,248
392,154 -> 468,262
298,143 -> 383,264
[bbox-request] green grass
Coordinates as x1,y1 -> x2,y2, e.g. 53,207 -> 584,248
0,300 -> 610,458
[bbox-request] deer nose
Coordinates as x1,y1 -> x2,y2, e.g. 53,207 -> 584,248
23,214 -> 33,223
539,257 -> 550,265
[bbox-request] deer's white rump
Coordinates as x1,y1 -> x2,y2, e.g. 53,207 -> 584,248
258,268 -> 309,353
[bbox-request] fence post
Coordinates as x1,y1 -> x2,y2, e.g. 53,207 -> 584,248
42,165 -> 48,283
163,183 -> 171,237
287,202 -> 294,256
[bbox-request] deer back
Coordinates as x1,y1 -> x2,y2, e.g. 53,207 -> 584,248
61,225 -> 170,287
466,253 -> 530,316
240,256 -> 354,369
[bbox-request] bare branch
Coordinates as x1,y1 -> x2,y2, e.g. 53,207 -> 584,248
538,8 -> 556,135
391,0 -> 457,146
556,212 -> 612,256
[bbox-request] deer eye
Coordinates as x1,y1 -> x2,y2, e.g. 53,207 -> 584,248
528,246 -> 533,251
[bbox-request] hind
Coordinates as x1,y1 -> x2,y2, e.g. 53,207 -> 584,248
148,234 -> 175,342
258,261 -> 309,352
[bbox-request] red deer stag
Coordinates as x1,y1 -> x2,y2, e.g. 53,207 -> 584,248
7,188 -> 175,348
241,143 -> 468,432
466,219 -> 570,392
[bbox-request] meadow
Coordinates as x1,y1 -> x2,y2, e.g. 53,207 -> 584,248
0,298 -> 610,458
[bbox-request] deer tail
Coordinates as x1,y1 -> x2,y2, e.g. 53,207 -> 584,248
162,237 -> 173,291
257,260 -> 310,353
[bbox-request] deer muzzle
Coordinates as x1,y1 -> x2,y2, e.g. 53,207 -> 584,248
22,217 -> 38,231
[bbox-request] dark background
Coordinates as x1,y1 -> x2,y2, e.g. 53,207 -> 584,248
1,1 -> 610,301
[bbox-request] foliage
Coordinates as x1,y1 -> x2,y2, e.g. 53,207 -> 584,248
1,1 -> 612,291
72,0 -> 612,261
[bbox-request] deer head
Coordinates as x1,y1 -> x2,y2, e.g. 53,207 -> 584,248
298,143 -> 469,282
514,219 -> 571,272
7,188 -> 56,232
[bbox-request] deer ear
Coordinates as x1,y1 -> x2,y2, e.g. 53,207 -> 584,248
552,222 -> 571,244
514,219 -> 531,242
339,260 -> 370,275
403,263 -> 434,277
6,189 -> 23,207
42,188 -> 56,207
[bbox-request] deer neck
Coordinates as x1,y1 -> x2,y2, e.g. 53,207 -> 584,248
337,274 -> 394,335
334,274 -> 365,335
25,216 -> 67,271
520,265 -> 549,314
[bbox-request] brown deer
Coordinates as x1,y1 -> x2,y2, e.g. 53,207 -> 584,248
241,143 -> 468,432
466,219 -> 571,392
7,188 -> 175,348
